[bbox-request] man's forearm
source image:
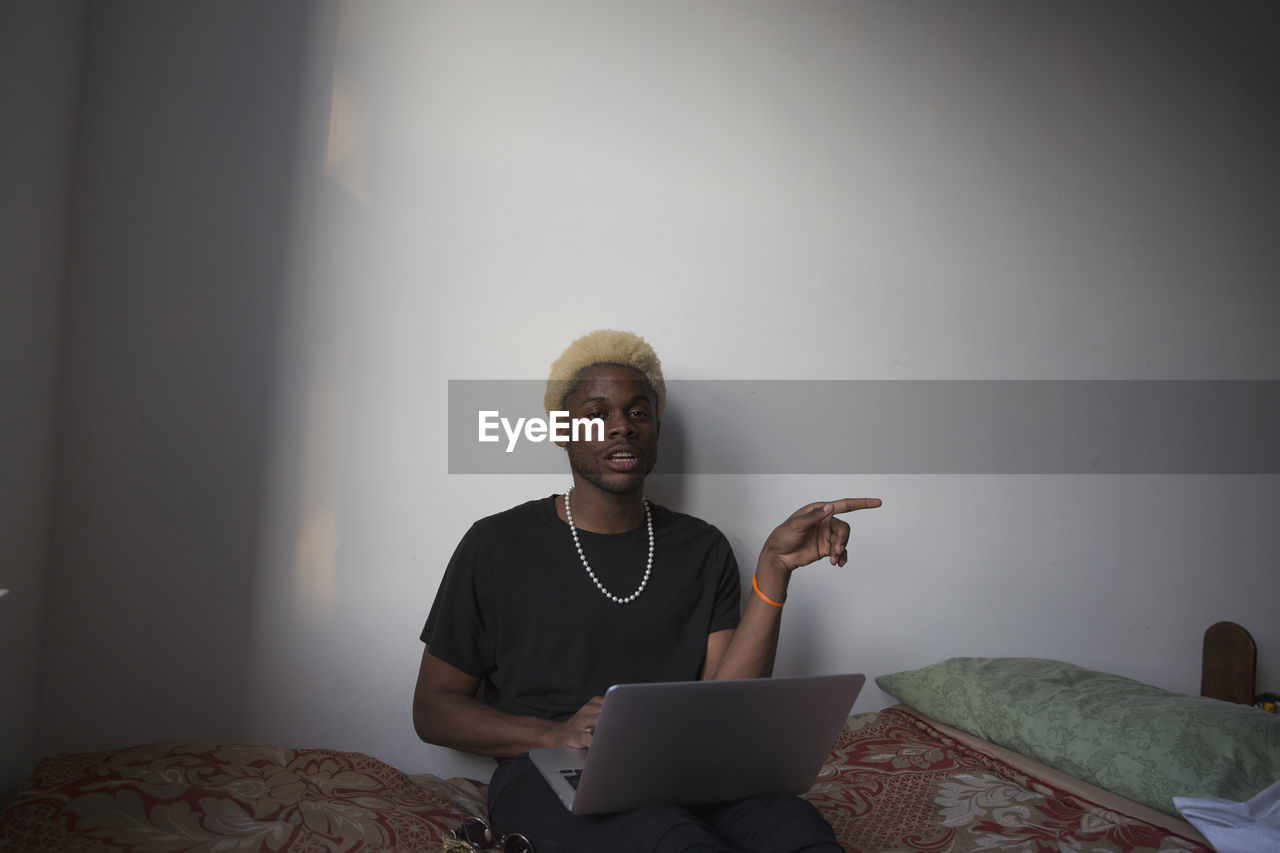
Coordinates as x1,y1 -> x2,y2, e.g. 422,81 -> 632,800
414,690 -> 561,757
706,558 -> 789,680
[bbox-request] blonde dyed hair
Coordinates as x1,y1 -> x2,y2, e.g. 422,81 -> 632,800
544,330 -> 666,418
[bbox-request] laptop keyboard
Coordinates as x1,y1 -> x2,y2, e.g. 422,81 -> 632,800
559,769 -> 584,790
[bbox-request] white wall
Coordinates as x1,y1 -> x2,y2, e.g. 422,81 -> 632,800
37,0 -> 318,758
0,0 -> 84,801
27,0 -> 1280,789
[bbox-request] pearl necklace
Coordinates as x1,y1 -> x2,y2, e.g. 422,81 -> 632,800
563,487 -> 653,604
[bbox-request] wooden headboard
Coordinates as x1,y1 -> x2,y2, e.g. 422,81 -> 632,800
1200,621 -> 1256,705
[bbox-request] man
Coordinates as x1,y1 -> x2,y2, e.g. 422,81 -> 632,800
415,330 -> 881,852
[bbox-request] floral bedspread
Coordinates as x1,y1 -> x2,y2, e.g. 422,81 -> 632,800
0,742 -> 486,852
0,711 -> 1213,852
805,708 -> 1212,853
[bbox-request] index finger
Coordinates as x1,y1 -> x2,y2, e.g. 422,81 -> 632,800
787,498 -> 883,525
826,497 -> 883,515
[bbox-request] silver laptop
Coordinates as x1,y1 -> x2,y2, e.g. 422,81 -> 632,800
528,673 -> 864,815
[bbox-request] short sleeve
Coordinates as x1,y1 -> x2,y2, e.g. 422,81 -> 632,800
707,529 -> 741,635
419,523 -> 495,678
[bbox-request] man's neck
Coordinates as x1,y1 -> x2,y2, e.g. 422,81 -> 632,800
559,483 -> 646,534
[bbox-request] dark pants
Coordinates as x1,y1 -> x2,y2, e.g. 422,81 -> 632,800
488,755 -> 844,853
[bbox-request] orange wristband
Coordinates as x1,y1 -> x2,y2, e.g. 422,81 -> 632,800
752,573 -> 785,608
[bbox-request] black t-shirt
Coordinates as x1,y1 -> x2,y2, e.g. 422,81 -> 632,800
421,495 -> 742,722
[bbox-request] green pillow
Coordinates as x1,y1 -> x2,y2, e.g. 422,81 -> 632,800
876,657 -> 1280,817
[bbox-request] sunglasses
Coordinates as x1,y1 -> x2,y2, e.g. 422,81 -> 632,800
443,816 -> 535,853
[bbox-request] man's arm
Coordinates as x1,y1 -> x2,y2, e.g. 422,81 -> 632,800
703,498 -> 881,681
413,647 -> 602,755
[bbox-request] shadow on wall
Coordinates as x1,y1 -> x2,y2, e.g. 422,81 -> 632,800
36,0 -> 324,760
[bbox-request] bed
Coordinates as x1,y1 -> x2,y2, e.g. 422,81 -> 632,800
3,625 -> 1276,852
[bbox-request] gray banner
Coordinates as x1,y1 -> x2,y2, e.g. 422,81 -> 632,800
448,380 -> 1280,474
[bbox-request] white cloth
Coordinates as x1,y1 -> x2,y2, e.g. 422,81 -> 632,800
1174,779 -> 1280,853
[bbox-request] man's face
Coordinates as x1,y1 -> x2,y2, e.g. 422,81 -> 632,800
558,364 -> 660,496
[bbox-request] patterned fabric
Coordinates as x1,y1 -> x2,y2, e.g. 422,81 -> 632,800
0,742 -> 486,852
0,714 -> 1213,852
804,709 -> 1212,853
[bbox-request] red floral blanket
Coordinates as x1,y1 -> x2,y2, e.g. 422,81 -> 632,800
0,742 -> 486,852
806,708 -> 1211,853
0,710 -> 1212,852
